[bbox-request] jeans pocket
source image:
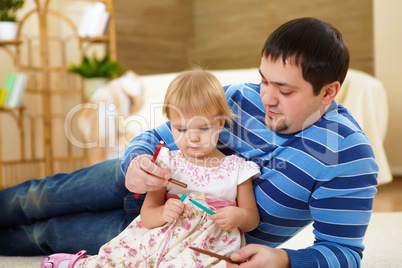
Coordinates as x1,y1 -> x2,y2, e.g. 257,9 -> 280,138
124,193 -> 145,221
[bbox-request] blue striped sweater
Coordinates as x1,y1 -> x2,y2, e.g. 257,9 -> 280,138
121,83 -> 378,267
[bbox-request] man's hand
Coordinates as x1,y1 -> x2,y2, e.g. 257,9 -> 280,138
125,154 -> 171,193
226,244 -> 290,268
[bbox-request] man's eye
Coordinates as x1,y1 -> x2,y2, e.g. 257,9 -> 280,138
280,91 -> 291,96
261,80 -> 268,85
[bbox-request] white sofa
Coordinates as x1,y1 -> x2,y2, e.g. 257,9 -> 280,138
125,68 -> 262,139
79,68 -> 391,184
125,68 -> 391,185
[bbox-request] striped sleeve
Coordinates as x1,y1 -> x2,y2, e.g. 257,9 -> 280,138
290,134 -> 377,267
259,131 -> 377,268
120,122 -> 176,174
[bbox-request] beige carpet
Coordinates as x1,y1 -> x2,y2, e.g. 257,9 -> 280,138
0,256 -> 44,268
1,212 -> 401,267
280,212 -> 402,268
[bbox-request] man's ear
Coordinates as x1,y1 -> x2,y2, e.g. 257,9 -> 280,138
322,81 -> 341,105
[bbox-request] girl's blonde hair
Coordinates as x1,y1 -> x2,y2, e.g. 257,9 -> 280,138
163,67 -> 234,120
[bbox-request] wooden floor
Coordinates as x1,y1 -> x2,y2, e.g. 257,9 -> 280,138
373,176 -> 402,212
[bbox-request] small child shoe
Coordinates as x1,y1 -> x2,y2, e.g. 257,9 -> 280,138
41,250 -> 90,268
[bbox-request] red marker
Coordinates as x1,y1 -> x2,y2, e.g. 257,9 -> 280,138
134,141 -> 164,198
151,140 -> 164,163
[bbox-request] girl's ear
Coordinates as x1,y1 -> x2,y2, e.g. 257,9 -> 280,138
218,118 -> 225,132
321,81 -> 341,105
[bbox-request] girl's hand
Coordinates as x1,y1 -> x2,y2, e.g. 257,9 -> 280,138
162,198 -> 185,223
161,198 -> 192,223
209,206 -> 242,230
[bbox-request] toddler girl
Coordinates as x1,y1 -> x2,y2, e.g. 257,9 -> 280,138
41,68 -> 260,267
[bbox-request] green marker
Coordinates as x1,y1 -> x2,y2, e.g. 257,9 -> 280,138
189,199 -> 215,215
179,194 -> 187,202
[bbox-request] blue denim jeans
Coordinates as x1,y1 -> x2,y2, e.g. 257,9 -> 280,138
0,159 -> 144,256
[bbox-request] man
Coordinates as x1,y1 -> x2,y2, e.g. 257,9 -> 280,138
0,18 -> 377,267
122,18 -> 377,267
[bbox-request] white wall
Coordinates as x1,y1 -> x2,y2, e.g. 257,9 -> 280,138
374,0 -> 402,175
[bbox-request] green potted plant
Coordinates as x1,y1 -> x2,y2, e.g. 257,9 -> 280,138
68,53 -> 126,97
0,0 -> 25,40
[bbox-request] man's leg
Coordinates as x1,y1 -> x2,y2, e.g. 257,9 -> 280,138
0,159 -> 127,226
0,209 -> 132,256
0,159 -> 145,255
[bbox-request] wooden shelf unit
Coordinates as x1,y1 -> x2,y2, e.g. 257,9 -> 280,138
0,0 -> 116,189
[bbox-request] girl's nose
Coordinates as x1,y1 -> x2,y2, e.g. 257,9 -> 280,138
188,131 -> 200,142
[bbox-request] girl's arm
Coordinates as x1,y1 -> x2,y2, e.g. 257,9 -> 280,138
210,179 -> 260,232
236,178 -> 260,231
140,187 -> 186,229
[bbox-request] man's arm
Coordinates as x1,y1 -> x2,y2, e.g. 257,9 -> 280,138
228,168 -> 377,267
291,133 -> 378,267
237,132 -> 378,267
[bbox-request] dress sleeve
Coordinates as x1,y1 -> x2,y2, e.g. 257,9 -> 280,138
237,159 -> 261,185
157,147 -> 172,168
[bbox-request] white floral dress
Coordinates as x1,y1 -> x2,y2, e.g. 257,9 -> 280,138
78,148 -> 260,268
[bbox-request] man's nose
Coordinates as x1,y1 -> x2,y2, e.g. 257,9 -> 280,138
261,86 -> 279,106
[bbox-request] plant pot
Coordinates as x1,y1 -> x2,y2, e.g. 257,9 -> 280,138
84,77 -> 108,98
0,21 -> 19,40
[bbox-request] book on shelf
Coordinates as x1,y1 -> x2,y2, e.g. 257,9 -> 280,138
94,8 -> 110,37
3,73 -> 17,105
0,88 -> 7,107
1,72 -> 28,108
78,2 -> 110,38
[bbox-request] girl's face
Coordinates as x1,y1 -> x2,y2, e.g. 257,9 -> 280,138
170,114 -> 225,161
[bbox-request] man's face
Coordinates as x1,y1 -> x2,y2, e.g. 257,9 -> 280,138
259,56 -> 328,134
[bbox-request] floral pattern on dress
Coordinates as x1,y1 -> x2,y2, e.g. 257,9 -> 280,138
78,200 -> 244,268
76,151 -> 260,268
171,151 -> 246,188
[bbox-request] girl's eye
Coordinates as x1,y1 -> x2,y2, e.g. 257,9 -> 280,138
200,127 -> 210,131
261,80 -> 268,85
178,128 -> 187,132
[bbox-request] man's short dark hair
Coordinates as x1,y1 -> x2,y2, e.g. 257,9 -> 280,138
262,17 -> 350,95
